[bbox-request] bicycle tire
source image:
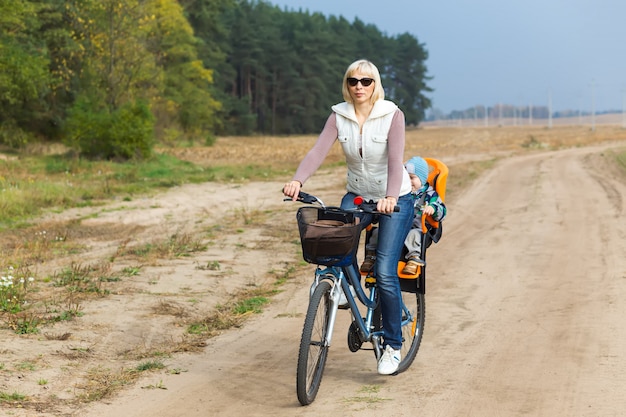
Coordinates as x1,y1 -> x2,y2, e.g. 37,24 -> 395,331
296,280 -> 333,405
396,290 -> 425,373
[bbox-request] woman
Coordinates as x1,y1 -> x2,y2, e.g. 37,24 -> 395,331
283,59 -> 414,375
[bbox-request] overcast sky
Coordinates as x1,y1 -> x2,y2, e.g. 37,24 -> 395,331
267,0 -> 626,113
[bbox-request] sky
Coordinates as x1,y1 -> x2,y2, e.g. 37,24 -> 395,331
267,0 -> 626,114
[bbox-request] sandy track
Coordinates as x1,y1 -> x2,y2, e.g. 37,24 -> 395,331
76,143 -> 626,417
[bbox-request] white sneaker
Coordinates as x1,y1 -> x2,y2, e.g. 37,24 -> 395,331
377,345 -> 401,375
338,285 -> 355,309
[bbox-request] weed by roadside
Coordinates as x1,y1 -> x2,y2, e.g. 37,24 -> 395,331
0,265 -> 35,314
0,224 -> 85,269
0,391 -> 27,403
186,288 -> 276,337
117,232 -> 207,261
342,385 -> 391,405
0,265 -> 40,334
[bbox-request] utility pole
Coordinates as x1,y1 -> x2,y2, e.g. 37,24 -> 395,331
591,79 -> 596,132
548,89 -> 553,129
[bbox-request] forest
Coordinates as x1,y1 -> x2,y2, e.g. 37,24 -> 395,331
1,0 -> 432,159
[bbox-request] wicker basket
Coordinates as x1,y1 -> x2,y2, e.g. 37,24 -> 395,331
296,206 -> 361,266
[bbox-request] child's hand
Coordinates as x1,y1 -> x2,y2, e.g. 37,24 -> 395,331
422,204 -> 435,216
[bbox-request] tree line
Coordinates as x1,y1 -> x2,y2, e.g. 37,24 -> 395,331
1,0 -> 432,159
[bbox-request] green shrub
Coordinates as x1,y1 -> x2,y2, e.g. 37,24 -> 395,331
64,100 -> 155,160
0,120 -> 35,149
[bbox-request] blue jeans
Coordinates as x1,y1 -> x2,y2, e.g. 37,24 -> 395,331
341,192 -> 414,349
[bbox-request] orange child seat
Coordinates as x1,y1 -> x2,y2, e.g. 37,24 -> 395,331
421,157 -> 448,234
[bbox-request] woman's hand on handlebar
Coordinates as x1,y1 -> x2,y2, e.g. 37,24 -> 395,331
377,196 -> 397,214
283,180 -> 302,201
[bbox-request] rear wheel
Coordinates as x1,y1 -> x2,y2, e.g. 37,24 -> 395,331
296,280 -> 333,405
397,291 -> 425,373
371,290 -> 425,372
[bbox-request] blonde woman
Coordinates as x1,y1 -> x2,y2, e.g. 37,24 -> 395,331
283,59 -> 414,375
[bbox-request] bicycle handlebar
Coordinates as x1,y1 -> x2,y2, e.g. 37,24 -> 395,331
284,190 -> 400,214
351,195 -> 400,213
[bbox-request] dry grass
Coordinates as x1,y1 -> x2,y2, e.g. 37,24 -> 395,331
166,125 -> 626,170
164,125 -> 626,207
152,300 -> 189,318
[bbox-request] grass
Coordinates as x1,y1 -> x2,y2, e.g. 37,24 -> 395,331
136,360 -> 165,372
0,152 -> 286,231
616,148 -> 626,169
342,385 -> 391,404
0,265 -> 35,314
77,366 -> 138,402
8,313 -> 41,334
118,232 -> 207,260
0,391 -> 27,403
183,280 -> 287,338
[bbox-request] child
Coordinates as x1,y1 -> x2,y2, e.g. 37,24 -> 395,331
400,156 -> 446,274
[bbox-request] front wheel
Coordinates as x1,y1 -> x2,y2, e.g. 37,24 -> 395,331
296,280 -> 333,405
397,291 -> 425,373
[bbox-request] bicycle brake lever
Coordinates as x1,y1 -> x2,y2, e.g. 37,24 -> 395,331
297,191 -> 319,204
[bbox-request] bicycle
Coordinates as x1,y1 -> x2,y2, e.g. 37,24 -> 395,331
288,158 -> 448,406
289,191 -> 424,405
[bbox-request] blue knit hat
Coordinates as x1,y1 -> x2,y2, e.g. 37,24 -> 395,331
405,156 -> 429,186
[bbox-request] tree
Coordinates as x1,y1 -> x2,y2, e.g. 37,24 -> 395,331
147,0 -> 221,143
59,0 -> 161,158
386,33 -> 432,125
0,0 -> 52,147
187,1 -> 434,134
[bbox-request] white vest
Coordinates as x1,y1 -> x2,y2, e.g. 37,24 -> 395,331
332,100 -> 412,201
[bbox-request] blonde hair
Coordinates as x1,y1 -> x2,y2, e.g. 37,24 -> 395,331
341,59 -> 385,104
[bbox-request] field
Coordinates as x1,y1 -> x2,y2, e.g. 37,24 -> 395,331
1,124 -> 626,416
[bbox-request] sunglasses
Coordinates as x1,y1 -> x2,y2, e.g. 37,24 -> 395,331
347,77 -> 374,87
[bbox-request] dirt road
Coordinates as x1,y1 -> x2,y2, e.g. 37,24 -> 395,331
74,143 -> 626,417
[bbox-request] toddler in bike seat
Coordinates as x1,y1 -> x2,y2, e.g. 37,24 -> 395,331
360,156 -> 447,275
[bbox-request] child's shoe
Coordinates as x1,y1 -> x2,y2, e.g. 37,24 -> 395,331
401,257 -> 425,275
359,250 -> 376,272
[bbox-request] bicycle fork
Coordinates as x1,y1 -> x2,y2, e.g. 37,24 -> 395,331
309,271 -> 343,348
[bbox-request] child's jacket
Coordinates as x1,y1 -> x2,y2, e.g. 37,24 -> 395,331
411,184 -> 446,228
